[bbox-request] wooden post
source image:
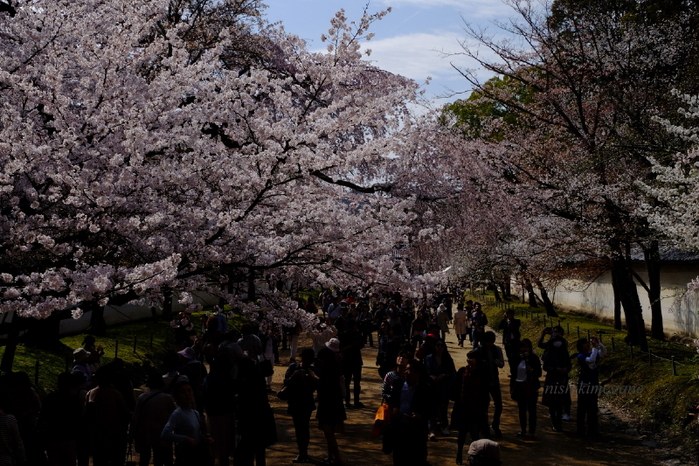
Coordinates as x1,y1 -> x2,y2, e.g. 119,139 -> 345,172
611,337 -> 615,352
115,340 -> 119,359
672,356 -> 677,376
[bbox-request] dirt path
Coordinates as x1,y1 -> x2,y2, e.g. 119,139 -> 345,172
265,330 -> 665,466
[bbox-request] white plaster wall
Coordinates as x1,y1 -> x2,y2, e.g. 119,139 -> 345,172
58,291 -> 220,335
552,265 -> 699,337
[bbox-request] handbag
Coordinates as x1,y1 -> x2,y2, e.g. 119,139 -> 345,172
371,403 -> 391,438
277,384 -> 290,401
125,442 -> 137,466
258,355 -> 274,377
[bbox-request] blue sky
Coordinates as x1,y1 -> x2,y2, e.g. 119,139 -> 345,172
262,0 -> 517,104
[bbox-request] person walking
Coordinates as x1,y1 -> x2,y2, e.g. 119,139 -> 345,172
453,304 -> 469,348
130,374 -> 177,466
451,351 -> 488,465
315,347 -> 346,466
472,331 -> 505,438
510,339 -> 542,437
386,359 -> 435,466
283,348 -> 318,464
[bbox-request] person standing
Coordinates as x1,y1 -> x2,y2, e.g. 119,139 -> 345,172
453,304 -> 469,347
473,331 -> 505,438
236,359 -> 277,466
434,304 -> 450,341
85,367 -> 132,466
470,303 -> 488,347
0,388 -> 25,466
130,374 -> 177,466
425,339 -> 456,441
574,336 -> 606,436
510,339 -> 542,437
161,381 -> 212,466
540,328 -> 571,433
315,347 -> 347,466
387,359 -> 435,466
202,357 -> 236,466
498,309 -> 521,375
283,348 -> 318,464
339,320 -> 365,409
309,319 -> 338,356
450,351 -> 488,465
39,372 -> 83,466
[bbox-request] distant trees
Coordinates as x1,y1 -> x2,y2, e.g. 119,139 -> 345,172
439,0 -> 699,347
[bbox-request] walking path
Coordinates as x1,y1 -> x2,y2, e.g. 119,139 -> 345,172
265,329 -> 662,466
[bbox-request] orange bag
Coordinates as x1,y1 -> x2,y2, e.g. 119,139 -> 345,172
371,403 -> 391,438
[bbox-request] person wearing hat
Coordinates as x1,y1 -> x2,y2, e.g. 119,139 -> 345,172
308,318 -> 338,356
325,338 -> 341,354
177,347 -> 207,411
467,438 -> 502,466
130,374 -> 177,466
72,348 -> 93,389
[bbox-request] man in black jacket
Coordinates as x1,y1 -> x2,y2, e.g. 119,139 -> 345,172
388,359 -> 435,466
498,309 -> 521,377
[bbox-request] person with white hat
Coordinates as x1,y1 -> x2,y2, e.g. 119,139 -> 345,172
466,438 -> 502,466
72,348 -> 93,388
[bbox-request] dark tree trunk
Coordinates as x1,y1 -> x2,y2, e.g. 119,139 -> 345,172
534,279 -> 559,317
0,316 -> 20,373
611,252 -> 648,351
492,281 -> 502,303
497,280 -> 509,301
613,291 -> 622,330
247,267 -> 256,301
88,301 -> 106,336
162,288 -> 173,321
523,276 -> 538,307
643,240 -> 665,340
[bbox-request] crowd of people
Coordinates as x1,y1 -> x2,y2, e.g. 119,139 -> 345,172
0,289 -> 610,466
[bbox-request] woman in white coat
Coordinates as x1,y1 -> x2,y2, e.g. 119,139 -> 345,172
452,303 -> 469,347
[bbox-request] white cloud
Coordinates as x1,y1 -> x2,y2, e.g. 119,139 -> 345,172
361,33 -> 502,98
377,0 -> 514,19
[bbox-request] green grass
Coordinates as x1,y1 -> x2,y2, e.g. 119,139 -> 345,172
469,290 -> 699,447
1,309 -> 251,395
3,319 -> 175,395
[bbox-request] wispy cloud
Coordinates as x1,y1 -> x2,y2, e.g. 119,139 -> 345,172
361,33 -> 501,97
377,0 -> 514,19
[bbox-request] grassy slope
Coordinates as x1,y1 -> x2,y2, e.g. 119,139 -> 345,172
472,291 -> 699,450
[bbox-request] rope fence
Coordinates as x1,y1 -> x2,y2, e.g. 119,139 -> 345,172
471,290 -> 696,378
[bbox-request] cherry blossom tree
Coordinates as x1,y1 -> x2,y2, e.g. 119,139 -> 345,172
0,0 -> 427,353
444,0 -> 699,347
